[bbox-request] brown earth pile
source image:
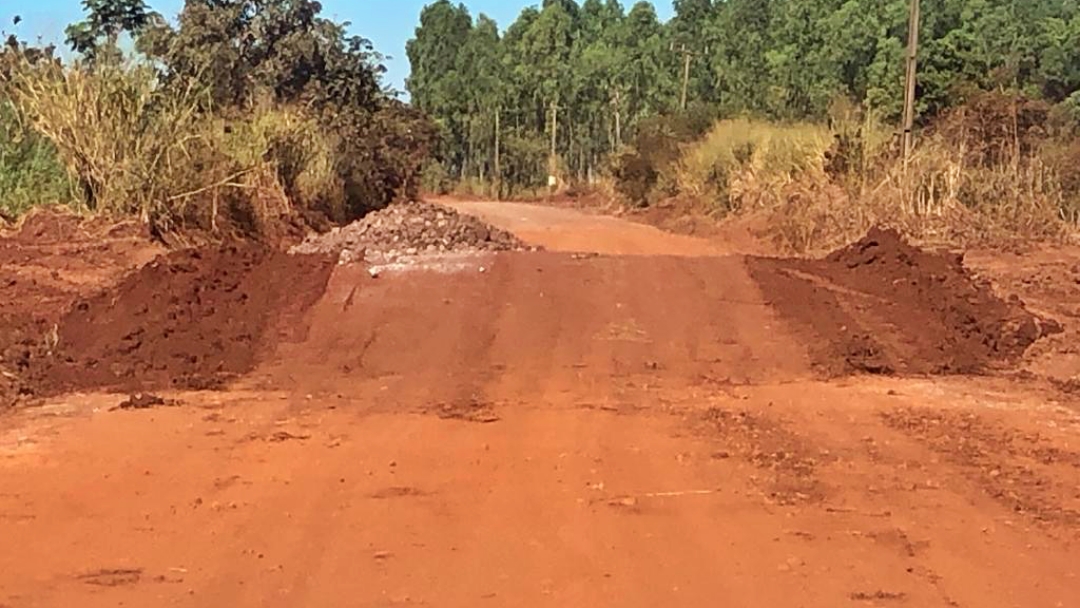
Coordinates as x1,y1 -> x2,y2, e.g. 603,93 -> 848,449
33,245 -> 333,394
748,227 -> 1059,375
1,211 -> 161,408
4,243 -> 333,406
291,201 -> 536,263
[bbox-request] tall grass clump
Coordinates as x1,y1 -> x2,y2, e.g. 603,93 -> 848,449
4,57 -> 229,223
213,104 -> 342,229
807,92 -> 1080,251
676,119 -> 832,212
1,55 -> 346,238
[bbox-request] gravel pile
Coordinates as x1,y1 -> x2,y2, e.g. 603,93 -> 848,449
291,201 -> 537,264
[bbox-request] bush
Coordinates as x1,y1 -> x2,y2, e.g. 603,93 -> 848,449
1,53 -> 436,239
612,147 -> 658,206
498,130 -> 548,199
660,92 -> 1077,253
0,102 -> 71,219
610,107 -> 721,206
0,1 -> 439,240
756,93 -> 1076,252
5,58 -> 227,224
676,119 -> 832,212
421,161 -> 452,195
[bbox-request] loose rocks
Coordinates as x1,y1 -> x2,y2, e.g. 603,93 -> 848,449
290,201 -> 537,264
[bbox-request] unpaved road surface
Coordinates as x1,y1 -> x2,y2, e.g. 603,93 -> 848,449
2,202 -> 1079,607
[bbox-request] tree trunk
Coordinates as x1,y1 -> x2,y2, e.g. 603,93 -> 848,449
549,99 -> 559,185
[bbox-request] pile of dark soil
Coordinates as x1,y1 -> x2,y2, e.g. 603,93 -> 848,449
749,227 -> 1059,375
1,211 -> 161,408
9,245 -> 333,403
291,201 -> 535,263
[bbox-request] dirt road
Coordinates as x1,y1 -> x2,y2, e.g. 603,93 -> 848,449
2,202 -> 1078,607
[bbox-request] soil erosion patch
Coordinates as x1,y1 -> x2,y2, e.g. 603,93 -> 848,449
749,227 -> 1058,375
20,245 -> 333,398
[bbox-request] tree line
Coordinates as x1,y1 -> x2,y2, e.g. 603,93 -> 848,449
407,0 -> 1080,194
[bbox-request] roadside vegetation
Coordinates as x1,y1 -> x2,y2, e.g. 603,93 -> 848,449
2,0 -> 1078,251
409,0 -> 1080,251
0,0 -> 437,240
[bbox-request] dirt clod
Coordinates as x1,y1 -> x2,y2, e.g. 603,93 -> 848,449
116,393 -> 176,410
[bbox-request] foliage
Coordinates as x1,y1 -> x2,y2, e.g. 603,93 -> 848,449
0,101 -> 71,219
677,119 -> 832,211
677,94 -> 1077,253
409,0 -> 1080,196
65,0 -> 154,62
0,0 -> 438,238
0,40 -> 70,219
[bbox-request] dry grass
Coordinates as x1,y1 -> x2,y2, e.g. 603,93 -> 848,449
675,119 -> 832,212
672,115 -> 1079,254
1,56 -> 347,238
763,138 -> 1074,254
5,59 -> 223,221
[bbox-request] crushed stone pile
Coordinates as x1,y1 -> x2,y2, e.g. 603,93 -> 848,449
291,201 -> 538,264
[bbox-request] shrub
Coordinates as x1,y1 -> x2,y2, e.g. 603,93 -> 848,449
676,119 -> 832,212
0,102 -> 72,219
4,57 -> 228,225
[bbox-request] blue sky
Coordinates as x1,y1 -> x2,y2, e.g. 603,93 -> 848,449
4,1 -> 675,95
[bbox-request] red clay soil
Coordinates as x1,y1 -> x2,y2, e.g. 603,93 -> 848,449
3,203 -> 1079,608
21,245 -> 334,397
747,227 -> 1059,376
1,211 -> 161,408
1,209 -> 334,407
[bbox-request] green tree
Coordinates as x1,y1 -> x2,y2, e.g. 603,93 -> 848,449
65,0 -> 153,62
406,0 -> 472,175
670,0 -> 714,107
708,0 -> 774,114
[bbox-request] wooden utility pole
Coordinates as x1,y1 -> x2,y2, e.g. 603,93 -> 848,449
680,46 -> 693,111
548,98 -> 559,194
673,43 -> 699,112
550,99 -> 558,162
494,107 -> 501,201
612,88 -> 622,149
902,0 -> 921,166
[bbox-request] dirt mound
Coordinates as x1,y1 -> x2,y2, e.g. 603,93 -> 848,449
291,201 -> 536,263
1,212 -> 162,408
749,227 -> 1058,375
16,245 -> 333,400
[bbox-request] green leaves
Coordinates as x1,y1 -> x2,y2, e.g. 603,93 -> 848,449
65,0 -> 152,62
408,0 -> 1080,191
